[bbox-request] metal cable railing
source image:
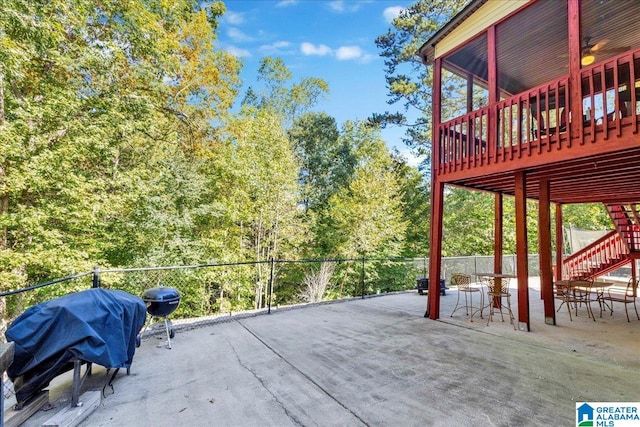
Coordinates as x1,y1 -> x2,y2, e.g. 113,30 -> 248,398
0,255 -> 549,331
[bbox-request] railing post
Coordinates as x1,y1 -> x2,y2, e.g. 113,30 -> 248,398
267,257 -> 274,314
360,255 -> 366,299
92,265 -> 100,288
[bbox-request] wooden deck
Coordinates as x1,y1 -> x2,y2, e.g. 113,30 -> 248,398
435,48 -> 640,205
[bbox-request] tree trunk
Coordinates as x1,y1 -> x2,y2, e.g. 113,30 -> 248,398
0,70 -> 5,125
0,70 -> 6,250
0,192 -> 7,250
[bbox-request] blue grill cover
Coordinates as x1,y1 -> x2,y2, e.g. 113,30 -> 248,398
5,288 -> 146,405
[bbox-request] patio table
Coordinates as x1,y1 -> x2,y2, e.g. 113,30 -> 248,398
475,273 -> 516,309
554,280 -> 616,321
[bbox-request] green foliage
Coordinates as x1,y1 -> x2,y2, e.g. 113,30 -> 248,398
288,112 -> 349,211
207,110 -> 304,308
242,57 -> 329,128
0,0 -> 240,298
319,121 -> 407,259
368,260 -> 417,293
442,188 -> 494,256
391,152 -> 430,257
329,259 -> 363,298
441,188 -> 612,257
562,203 -> 610,230
374,0 -> 469,162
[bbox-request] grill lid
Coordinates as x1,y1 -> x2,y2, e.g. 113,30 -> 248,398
142,286 -> 180,303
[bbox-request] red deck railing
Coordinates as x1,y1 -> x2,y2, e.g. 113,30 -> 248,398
436,47 -> 640,177
436,77 -> 571,176
581,49 -> 640,142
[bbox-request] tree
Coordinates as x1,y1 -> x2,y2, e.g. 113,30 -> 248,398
374,0 -> 468,170
300,261 -> 335,303
391,151 -> 430,257
241,57 -> 329,129
441,188 -> 495,257
210,110 -> 303,309
561,203 -> 610,230
321,121 -> 407,259
0,0 -> 241,294
288,112 -> 349,212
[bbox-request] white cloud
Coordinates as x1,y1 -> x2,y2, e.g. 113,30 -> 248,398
359,53 -> 375,63
335,45 -> 363,60
227,27 -> 253,43
299,42 -> 373,63
301,42 -> 333,56
383,6 -> 404,23
327,0 -> 363,13
265,41 -> 291,49
223,11 -> 245,25
276,0 -> 298,7
225,45 -> 251,58
328,1 -> 345,12
259,41 -> 293,54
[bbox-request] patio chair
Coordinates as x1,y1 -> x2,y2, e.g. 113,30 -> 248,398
486,277 -> 516,329
554,281 -> 591,321
569,279 -> 597,321
537,107 -> 567,137
601,278 -> 639,322
450,273 -> 483,320
554,281 -> 575,321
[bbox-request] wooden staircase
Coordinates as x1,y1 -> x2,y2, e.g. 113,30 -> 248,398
605,203 -> 640,252
561,204 -> 640,280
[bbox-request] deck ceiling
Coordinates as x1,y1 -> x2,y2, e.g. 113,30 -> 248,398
443,0 -> 640,95
449,147 -> 640,205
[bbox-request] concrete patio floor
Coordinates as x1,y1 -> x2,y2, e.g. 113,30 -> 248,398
15,279 -> 640,426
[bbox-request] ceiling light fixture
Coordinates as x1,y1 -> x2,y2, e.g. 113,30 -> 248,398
581,54 -> 595,66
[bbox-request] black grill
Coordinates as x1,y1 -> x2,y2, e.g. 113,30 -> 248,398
140,286 -> 181,349
142,286 -> 181,317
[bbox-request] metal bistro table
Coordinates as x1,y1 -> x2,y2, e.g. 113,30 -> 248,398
554,279 -> 616,321
474,273 -> 517,315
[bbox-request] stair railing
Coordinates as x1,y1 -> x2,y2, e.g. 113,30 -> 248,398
605,204 -> 640,252
562,230 -> 629,279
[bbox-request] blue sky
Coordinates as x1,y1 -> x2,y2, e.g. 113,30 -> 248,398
218,0 -> 419,165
